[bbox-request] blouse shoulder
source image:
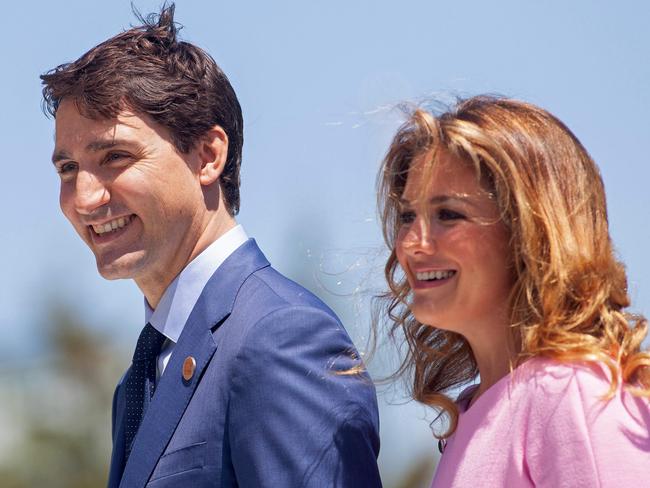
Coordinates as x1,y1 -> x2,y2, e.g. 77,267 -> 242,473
514,357 -> 641,424
519,358 -> 650,485
515,357 -> 613,398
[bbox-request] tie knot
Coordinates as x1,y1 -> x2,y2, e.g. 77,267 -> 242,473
132,323 -> 167,363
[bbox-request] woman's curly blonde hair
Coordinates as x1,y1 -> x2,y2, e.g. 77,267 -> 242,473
377,95 -> 650,438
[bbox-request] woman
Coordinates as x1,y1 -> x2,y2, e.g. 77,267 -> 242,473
377,96 -> 650,486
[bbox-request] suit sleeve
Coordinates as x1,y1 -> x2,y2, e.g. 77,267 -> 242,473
111,371 -> 127,442
228,306 -> 382,487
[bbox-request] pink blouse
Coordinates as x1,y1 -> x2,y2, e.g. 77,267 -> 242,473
431,358 -> 650,487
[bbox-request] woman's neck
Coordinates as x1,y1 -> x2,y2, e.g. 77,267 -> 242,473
466,328 -> 519,407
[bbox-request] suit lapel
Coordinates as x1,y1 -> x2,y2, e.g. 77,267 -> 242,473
118,239 -> 270,487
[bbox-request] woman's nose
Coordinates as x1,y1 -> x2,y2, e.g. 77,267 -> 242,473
400,217 -> 436,255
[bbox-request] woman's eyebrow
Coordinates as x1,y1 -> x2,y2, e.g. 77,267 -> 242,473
399,194 -> 480,208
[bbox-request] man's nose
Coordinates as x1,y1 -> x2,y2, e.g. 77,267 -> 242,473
73,171 -> 110,215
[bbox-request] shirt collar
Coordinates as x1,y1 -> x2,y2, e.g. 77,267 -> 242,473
145,224 -> 248,343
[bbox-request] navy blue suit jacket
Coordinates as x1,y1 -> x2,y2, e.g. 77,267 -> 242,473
107,240 -> 382,487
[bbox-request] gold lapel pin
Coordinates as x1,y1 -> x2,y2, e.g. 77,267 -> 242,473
182,356 -> 197,381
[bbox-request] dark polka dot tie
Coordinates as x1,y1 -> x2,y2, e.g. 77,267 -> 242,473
124,323 -> 166,459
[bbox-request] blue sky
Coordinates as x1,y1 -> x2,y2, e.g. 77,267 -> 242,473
2,0 -> 649,483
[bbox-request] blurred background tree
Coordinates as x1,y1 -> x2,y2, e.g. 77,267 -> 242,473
0,306 -> 125,488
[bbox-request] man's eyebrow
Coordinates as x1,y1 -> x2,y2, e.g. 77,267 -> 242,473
51,139 -> 139,164
85,139 -> 137,152
52,150 -> 70,164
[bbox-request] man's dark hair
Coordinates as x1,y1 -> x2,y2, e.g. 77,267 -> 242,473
41,3 -> 243,215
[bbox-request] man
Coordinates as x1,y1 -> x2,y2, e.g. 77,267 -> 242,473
42,5 -> 381,487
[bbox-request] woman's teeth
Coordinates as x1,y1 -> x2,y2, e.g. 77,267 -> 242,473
416,270 -> 456,281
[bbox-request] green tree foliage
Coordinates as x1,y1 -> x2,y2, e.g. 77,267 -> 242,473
0,306 -> 125,488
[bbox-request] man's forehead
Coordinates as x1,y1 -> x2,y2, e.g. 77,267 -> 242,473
53,109 -> 147,162
56,100 -> 141,128
55,102 -> 146,142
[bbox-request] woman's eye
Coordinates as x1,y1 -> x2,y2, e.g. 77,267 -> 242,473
399,210 -> 416,225
438,208 -> 465,221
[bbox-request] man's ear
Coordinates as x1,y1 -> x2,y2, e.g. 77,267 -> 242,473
197,126 -> 229,186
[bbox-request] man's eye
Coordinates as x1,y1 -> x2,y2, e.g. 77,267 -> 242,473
399,210 -> 416,225
438,208 -> 465,221
105,152 -> 127,163
57,162 -> 78,174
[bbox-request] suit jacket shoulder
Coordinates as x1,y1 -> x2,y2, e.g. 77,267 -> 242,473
214,262 -> 382,487
111,240 -> 382,488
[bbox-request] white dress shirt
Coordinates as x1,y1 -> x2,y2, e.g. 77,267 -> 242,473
144,224 -> 248,377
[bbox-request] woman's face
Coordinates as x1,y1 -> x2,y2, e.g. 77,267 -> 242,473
395,150 -> 514,339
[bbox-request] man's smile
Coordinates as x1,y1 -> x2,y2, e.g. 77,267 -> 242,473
90,214 -> 136,236
87,214 -> 138,246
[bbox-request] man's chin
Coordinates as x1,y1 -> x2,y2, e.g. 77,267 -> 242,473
95,254 -> 144,280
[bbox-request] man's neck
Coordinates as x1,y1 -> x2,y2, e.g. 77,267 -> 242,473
138,213 -> 237,308
185,215 -> 237,272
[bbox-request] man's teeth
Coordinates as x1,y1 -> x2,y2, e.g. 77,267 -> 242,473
92,216 -> 132,235
416,270 -> 456,281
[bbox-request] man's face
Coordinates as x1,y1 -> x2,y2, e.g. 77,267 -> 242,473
53,100 -> 207,288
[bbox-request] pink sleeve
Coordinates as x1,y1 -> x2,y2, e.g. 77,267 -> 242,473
525,363 -> 650,487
